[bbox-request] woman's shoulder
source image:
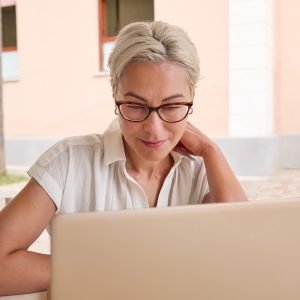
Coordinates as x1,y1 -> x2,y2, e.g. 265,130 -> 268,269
58,134 -> 104,148
35,134 -> 105,166
32,119 -> 122,168
50,133 -> 103,152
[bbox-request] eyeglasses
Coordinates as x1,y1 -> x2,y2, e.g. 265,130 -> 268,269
114,101 -> 193,123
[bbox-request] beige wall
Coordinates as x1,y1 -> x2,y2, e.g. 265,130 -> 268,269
4,0 -> 300,138
155,0 -> 229,135
4,0 -> 115,137
274,0 -> 300,134
3,0 -> 229,137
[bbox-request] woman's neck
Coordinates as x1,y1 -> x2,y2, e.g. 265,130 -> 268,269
124,142 -> 173,181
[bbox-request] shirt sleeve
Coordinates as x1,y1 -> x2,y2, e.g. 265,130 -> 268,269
27,142 -> 69,210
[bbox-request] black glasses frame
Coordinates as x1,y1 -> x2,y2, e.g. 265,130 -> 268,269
114,101 -> 193,123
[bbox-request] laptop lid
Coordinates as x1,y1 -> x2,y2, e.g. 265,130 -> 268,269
50,200 -> 300,300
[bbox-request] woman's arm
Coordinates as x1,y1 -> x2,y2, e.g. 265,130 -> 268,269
0,178 -> 56,296
178,122 -> 248,203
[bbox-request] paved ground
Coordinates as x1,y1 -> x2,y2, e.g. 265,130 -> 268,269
1,168 -> 300,254
239,168 -> 300,201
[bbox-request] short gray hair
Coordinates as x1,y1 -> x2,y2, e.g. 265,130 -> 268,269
108,21 -> 200,98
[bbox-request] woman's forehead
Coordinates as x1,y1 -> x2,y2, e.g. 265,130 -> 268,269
121,61 -> 187,76
118,61 -> 191,97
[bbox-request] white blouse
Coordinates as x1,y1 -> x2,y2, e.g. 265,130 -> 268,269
28,119 -> 209,213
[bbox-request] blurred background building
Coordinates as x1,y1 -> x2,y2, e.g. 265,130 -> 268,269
1,0 -> 300,175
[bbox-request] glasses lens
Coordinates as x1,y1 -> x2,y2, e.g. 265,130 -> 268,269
159,104 -> 190,122
119,104 -> 149,121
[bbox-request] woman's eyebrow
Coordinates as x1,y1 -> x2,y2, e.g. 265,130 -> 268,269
124,92 -> 185,102
162,94 -> 185,102
124,92 -> 148,102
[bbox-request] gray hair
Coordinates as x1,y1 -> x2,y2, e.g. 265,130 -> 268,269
108,21 -> 200,98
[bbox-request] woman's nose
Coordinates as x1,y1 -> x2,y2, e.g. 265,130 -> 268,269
142,110 -> 164,132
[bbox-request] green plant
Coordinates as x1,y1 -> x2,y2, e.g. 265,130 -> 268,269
0,173 -> 29,186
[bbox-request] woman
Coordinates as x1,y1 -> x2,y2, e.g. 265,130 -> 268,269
0,21 -> 247,295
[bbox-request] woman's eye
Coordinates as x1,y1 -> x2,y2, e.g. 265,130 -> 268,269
164,105 -> 181,110
127,104 -> 145,110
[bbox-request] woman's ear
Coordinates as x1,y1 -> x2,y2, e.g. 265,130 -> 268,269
114,105 -> 118,116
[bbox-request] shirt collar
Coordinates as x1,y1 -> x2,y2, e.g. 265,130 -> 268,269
170,149 -> 191,169
103,118 -> 126,165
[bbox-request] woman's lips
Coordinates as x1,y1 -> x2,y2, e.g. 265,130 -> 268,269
140,139 -> 166,148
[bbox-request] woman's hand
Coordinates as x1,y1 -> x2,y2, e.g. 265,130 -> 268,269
175,122 -> 216,157
175,122 -> 248,203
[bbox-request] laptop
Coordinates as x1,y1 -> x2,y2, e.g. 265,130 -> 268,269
50,200 -> 300,300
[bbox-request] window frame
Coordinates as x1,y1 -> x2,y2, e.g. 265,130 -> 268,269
99,0 -> 118,71
1,1 -> 17,52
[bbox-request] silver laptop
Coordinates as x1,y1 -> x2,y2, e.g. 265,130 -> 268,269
50,200 -> 300,300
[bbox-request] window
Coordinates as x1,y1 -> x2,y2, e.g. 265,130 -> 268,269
1,0 -> 18,80
99,0 -> 154,71
2,4 -> 17,51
